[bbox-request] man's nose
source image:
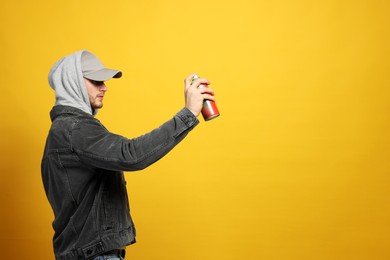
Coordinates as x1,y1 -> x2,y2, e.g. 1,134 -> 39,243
100,84 -> 107,92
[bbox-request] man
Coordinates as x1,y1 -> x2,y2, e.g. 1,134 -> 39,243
41,50 -> 215,260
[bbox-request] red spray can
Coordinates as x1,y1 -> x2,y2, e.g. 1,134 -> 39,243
192,74 -> 220,121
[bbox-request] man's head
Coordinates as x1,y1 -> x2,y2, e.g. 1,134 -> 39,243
81,51 -> 122,110
49,50 -> 122,115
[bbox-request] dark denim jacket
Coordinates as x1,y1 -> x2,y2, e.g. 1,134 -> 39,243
41,105 -> 198,259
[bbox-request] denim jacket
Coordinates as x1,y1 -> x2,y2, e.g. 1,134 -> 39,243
41,105 -> 199,259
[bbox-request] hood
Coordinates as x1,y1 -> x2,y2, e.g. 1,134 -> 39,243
48,50 -> 97,115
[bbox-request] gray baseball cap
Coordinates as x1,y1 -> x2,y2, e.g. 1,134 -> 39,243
81,51 -> 122,81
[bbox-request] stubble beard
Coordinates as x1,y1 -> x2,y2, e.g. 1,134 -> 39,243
90,97 -> 103,109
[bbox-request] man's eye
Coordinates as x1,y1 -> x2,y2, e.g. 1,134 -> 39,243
92,80 -> 104,85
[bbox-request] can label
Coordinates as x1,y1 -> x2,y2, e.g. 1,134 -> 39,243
202,100 -> 220,121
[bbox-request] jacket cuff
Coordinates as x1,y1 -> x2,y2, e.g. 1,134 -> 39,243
176,107 -> 199,129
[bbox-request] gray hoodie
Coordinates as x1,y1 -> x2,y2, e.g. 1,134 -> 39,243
48,50 -> 95,115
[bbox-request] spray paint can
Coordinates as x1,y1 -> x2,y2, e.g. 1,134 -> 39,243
192,74 -> 220,121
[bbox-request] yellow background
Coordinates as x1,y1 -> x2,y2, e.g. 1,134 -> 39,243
1,0 -> 389,259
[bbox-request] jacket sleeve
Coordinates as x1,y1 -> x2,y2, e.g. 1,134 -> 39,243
70,107 -> 199,171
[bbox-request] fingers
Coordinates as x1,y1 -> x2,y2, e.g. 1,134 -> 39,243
198,86 -> 215,96
193,86 -> 216,102
201,86 -> 216,101
184,73 -> 210,91
202,94 -> 216,102
192,78 -> 210,88
184,73 -> 197,89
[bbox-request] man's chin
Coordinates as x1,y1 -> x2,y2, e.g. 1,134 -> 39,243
92,103 -> 103,109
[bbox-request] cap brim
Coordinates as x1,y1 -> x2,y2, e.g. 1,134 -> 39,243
83,68 -> 122,81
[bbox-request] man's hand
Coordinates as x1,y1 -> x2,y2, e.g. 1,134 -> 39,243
184,73 -> 215,117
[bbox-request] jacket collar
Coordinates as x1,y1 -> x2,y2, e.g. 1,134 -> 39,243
50,105 -> 93,122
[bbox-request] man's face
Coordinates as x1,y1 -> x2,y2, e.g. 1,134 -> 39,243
84,78 -> 107,109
